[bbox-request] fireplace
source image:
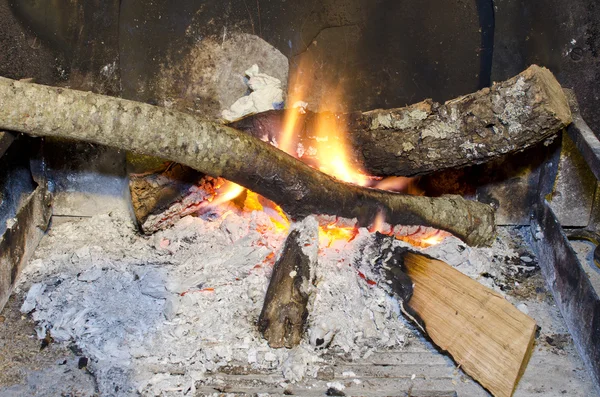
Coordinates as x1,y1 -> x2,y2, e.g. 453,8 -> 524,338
1,1 -> 599,396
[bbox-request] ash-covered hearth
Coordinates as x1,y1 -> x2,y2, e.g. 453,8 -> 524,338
4,206 -> 594,396
2,2 -> 600,397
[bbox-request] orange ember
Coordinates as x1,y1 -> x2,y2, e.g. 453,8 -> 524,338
319,222 -> 358,247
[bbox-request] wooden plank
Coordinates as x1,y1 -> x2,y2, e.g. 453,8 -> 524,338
402,252 -> 537,397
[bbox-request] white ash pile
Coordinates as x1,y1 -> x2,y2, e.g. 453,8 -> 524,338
15,207 -> 536,395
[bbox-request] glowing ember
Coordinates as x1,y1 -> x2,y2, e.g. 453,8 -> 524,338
205,183 -> 447,249
319,222 -> 358,248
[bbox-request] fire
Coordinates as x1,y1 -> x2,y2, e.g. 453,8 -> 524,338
243,190 -> 264,212
395,228 -> 450,248
279,67 -> 369,186
374,176 -> 424,195
210,181 -> 245,207
312,109 -> 369,186
205,183 -> 446,248
319,222 -> 357,248
195,67 -> 445,249
420,233 -> 447,246
278,57 -> 311,154
244,190 -> 290,233
369,211 -> 391,234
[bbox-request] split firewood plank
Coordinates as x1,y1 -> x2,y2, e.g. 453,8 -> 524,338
258,216 -> 319,348
231,65 -> 571,176
396,251 -> 537,397
0,77 -> 495,246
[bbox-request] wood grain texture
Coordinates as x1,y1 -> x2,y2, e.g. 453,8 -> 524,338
402,252 -> 537,397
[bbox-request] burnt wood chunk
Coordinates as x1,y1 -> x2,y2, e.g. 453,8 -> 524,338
127,158 -> 219,234
258,217 -> 318,348
232,65 -> 572,176
0,76 -> 496,246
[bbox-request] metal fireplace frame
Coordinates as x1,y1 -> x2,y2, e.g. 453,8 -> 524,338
531,89 -> 600,390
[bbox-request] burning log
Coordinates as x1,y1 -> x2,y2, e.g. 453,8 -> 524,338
0,76 -> 495,246
231,65 -> 571,176
258,217 -> 319,348
127,159 -> 217,234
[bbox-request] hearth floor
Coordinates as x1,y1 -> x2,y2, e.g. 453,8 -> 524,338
0,211 -> 597,397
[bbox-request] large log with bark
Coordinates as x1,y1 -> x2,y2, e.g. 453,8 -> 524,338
231,65 -> 571,176
0,76 -> 495,246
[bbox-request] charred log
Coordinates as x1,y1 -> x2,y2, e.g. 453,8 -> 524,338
127,157 -> 223,234
0,76 -> 495,246
258,217 -> 318,348
231,65 -> 571,176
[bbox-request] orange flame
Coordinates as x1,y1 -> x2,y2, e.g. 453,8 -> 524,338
280,66 -> 369,187
243,190 -> 264,212
419,233 -> 447,246
194,66 -> 446,249
279,57 -> 311,154
369,211 -> 391,234
394,228 -> 449,248
313,109 -> 369,186
244,191 -> 290,233
204,181 -> 245,210
374,176 -> 424,195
